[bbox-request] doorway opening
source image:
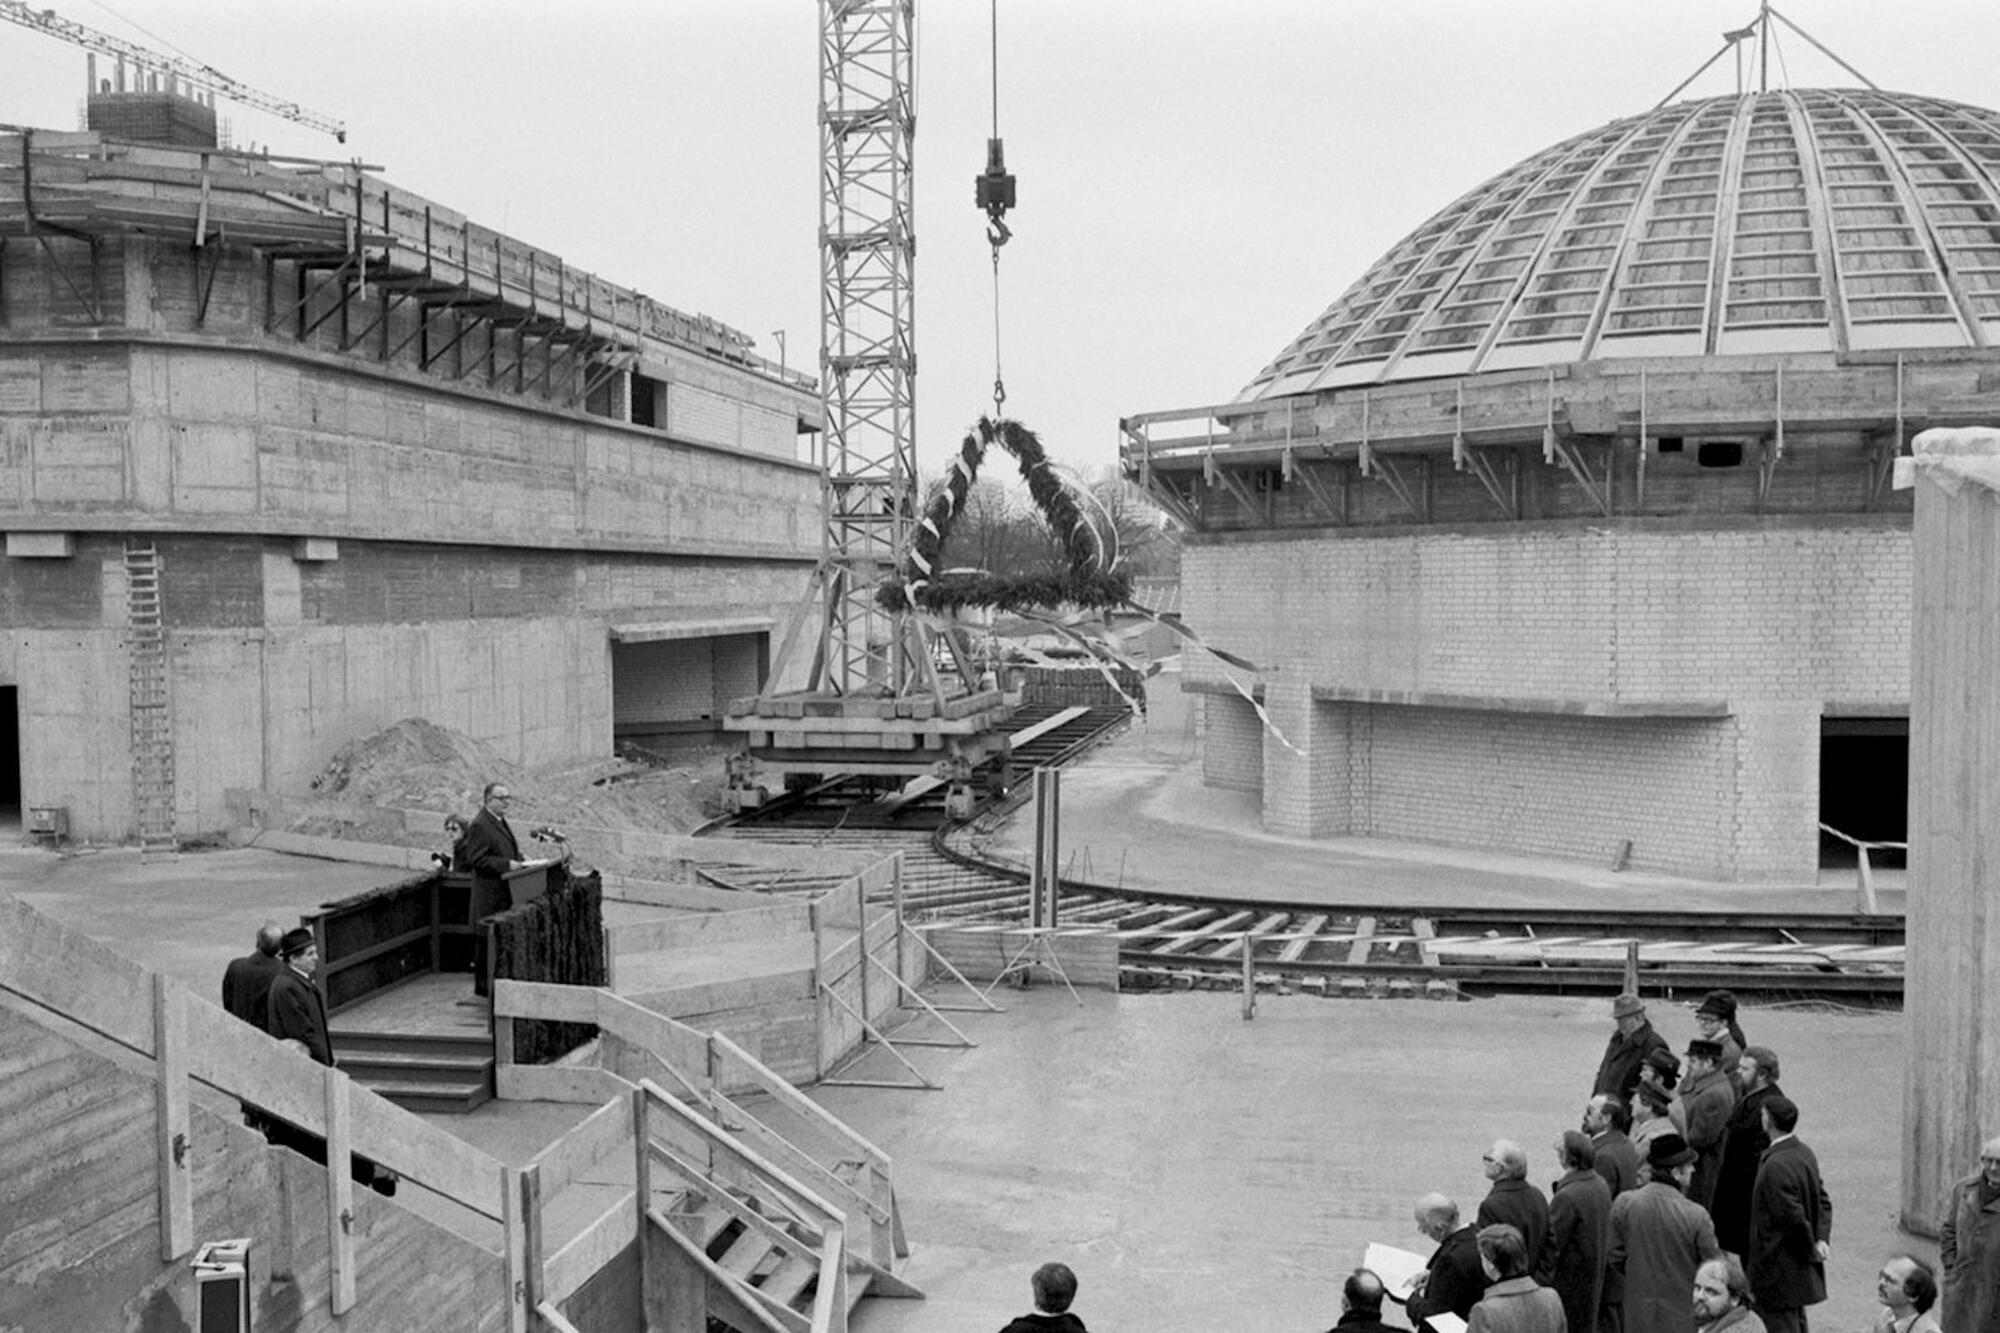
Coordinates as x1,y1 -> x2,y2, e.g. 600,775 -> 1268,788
0,687 -> 19,832
1818,716 -> 1907,870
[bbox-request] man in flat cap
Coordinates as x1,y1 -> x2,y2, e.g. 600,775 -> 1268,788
1595,993 -> 1672,1104
1609,1133 -> 1722,1333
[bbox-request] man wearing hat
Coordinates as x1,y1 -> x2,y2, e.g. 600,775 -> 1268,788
265,926 -> 330,1065
1694,992 -> 1748,1085
1677,1038 -> 1738,1210
1608,1133 -> 1722,1333
1595,993 -> 1672,1104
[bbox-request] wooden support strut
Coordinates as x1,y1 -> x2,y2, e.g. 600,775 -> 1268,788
1282,446 -> 1344,522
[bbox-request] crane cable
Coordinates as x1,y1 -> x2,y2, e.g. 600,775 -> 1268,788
976,0 -> 1017,418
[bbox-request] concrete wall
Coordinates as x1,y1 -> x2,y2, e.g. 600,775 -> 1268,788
0,999 -> 509,1333
1184,518 -> 1908,880
0,235 -> 822,842
1903,457 -> 2000,1234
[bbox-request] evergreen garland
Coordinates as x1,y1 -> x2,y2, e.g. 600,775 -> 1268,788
876,416 -> 1130,614
490,864 -> 606,1064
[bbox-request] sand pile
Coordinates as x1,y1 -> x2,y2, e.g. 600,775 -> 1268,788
288,718 -> 725,854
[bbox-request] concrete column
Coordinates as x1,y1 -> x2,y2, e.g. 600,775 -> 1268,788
1727,701 -> 1820,881
1901,435 -> 2000,1234
1261,671 -> 1350,838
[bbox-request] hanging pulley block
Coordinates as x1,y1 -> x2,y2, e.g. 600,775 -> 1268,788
975,136 -> 1016,246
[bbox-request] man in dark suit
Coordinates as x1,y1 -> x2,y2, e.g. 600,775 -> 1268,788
1746,1096 -> 1830,1333
460,781 -> 527,992
221,921 -> 285,1026
1406,1193 -> 1491,1333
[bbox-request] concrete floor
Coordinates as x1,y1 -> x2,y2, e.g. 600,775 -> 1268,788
0,703 -> 1923,1333
827,985 -> 1911,1333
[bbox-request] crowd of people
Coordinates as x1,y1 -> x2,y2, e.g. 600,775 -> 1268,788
1360,989 -> 1940,1333
997,989 -> 1992,1333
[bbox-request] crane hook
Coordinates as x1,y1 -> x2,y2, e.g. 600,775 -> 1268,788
975,137 -> 1016,250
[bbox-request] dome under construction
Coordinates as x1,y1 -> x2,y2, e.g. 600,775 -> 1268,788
1240,89 -> 2000,399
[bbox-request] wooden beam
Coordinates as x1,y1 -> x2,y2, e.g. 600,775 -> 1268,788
1458,446 -> 1519,519
325,1066 -> 356,1315
503,1165 -> 529,1333
1545,437 -> 1612,517
152,975 -> 193,1260
1366,451 -> 1427,521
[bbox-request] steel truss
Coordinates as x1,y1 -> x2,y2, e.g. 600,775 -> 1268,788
810,0 -> 921,698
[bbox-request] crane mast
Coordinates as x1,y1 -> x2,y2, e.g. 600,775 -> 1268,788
723,0 -> 1017,813
0,1 -> 346,143
817,0 -> 918,696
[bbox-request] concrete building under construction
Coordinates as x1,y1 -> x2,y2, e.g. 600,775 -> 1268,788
1126,87 -> 2000,883
0,104 -> 821,844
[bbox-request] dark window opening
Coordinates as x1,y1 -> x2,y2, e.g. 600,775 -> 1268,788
1697,440 -> 1745,468
1655,435 -> 1685,453
1253,467 -> 1284,494
1819,717 -> 1907,871
631,372 -> 663,429
0,686 -> 17,826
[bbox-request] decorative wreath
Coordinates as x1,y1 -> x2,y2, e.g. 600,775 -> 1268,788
875,416 -> 1133,615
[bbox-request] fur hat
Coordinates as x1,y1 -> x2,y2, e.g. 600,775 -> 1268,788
1685,1038 -> 1723,1061
1612,993 -> 1645,1019
1696,990 -> 1738,1019
279,927 -> 315,959
1647,1132 -> 1696,1171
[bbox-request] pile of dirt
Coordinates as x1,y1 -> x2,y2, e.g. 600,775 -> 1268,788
291,718 -> 727,854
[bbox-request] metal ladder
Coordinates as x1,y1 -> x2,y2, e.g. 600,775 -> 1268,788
125,541 -> 176,855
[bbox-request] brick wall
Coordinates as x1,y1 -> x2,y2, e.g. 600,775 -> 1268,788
1202,694 -> 1264,793
1182,520 -> 1910,706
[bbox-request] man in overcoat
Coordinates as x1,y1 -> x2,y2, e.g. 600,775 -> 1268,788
1608,1133 -> 1721,1333
1714,1047 -> 1783,1255
1407,1193 -> 1491,1333
1940,1136 -> 2000,1333
1678,1039 -> 1737,1210
1595,993 -> 1671,1103
221,921 -> 285,1026
1537,1131 -> 1611,1333
1479,1140 -> 1551,1271
1745,1096 -> 1830,1333
1587,1095 -> 1642,1201
265,927 -> 331,1065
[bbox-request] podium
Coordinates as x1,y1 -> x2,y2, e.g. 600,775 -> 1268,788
503,861 -> 550,908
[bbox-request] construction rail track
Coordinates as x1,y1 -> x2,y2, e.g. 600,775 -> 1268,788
698,704 -> 1904,1003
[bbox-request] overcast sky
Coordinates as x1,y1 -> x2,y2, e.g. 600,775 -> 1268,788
3,1 -> 1997,480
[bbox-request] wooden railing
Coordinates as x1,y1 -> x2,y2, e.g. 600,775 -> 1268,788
639,1078 -> 853,1333
0,895 -> 531,1330
493,979 -> 907,1271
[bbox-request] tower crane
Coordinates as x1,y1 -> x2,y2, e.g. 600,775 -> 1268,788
0,1 -> 346,144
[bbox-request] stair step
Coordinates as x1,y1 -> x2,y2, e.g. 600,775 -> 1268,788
759,1252 -> 818,1308
329,1031 -> 491,1061
718,1231 -> 777,1281
336,1050 -> 493,1079
362,1079 -> 492,1115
